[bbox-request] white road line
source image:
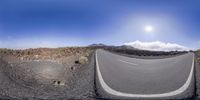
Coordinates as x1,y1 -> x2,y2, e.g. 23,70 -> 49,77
96,50 -> 194,98
118,59 -> 138,66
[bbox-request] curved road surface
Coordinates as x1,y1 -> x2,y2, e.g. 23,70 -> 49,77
96,49 -> 194,99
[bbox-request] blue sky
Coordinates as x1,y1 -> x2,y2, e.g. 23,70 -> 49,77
0,0 -> 200,49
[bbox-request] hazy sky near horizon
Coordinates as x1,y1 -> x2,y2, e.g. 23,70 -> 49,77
0,0 -> 200,49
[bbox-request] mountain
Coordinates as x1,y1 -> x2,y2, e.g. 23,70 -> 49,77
89,43 -> 107,47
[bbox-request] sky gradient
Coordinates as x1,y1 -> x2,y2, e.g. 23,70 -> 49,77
0,0 -> 200,49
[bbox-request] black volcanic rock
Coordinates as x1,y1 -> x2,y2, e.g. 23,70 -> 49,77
89,43 -> 106,47
117,45 -> 138,50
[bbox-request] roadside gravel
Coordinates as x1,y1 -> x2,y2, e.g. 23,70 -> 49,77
195,52 -> 200,99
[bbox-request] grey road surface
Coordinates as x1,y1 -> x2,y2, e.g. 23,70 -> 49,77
96,49 -> 194,99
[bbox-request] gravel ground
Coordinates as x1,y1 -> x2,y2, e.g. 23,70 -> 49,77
0,48 -> 198,99
0,52 -> 96,99
195,53 -> 200,100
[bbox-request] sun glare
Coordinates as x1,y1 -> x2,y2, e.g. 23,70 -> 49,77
145,25 -> 153,32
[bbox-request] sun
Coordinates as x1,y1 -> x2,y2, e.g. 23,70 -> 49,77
145,25 -> 153,32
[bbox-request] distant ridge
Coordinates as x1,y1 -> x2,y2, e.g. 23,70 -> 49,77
89,43 -> 106,47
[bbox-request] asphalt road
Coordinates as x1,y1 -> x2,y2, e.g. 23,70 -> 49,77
96,49 -> 194,99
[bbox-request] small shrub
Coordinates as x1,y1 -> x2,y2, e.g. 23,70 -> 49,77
78,56 -> 88,64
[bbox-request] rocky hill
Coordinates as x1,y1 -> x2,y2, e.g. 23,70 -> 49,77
0,47 -> 93,61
